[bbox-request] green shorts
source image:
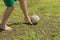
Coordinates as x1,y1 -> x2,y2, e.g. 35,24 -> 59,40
3,0 -> 15,7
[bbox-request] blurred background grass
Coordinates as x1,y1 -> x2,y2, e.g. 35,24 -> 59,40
0,0 -> 60,40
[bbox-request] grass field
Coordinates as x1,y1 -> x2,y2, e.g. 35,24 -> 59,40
0,0 -> 60,40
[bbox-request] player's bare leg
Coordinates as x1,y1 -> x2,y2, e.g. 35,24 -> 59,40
18,0 -> 33,25
0,7 -> 14,30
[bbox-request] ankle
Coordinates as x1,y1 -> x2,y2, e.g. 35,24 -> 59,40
1,24 -> 7,27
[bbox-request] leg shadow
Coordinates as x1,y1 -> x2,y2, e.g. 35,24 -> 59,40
23,22 -> 38,25
8,22 -> 21,26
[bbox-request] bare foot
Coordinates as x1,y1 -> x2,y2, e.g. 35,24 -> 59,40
0,25 -> 12,31
25,17 -> 33,25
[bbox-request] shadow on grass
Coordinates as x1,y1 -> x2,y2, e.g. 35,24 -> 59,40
7,22 -> 33,26
23,22 -> 32,25
0,28 -> 4,32
23,22 -> 38,25
0,22 -> 37,32
8,22 -> 21,26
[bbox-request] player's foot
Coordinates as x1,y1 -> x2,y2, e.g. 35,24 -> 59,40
0,25 -> 12,31
25,17 -> 33,25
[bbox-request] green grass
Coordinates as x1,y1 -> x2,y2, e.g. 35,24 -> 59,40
0,0 -> 60,40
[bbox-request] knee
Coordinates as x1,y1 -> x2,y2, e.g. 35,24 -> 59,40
19,0 -> 25,2
10,6 -> 14,9
7,6 -> 14,10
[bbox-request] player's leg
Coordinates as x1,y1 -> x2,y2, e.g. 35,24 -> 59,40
18,0 -> 33,25
1,7 -> 14,30
0,0 -> 15,30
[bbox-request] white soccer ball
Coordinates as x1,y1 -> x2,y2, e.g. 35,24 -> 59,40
31,15 -> 40,24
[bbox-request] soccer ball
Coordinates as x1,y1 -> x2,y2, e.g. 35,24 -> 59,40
31,15 -> 40,24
